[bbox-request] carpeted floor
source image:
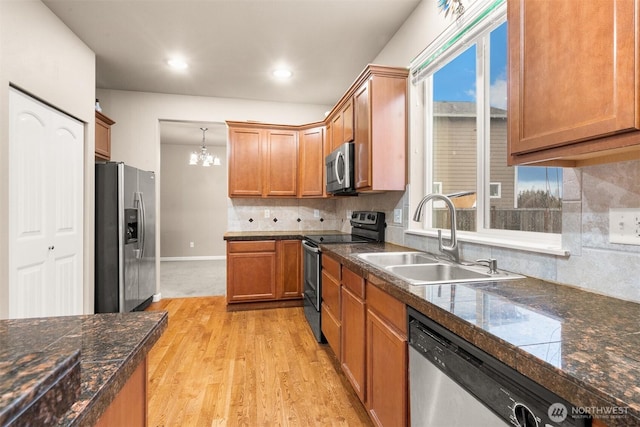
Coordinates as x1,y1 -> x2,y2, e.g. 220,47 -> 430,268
159,259 -> 226,298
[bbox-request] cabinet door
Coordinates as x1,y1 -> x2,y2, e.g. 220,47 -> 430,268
354,81 -> 371,190
367,309 -> 407,427
508,0 -> 637,159
330,113 -> 344,152
298,126 -> 326,197
95,111 -> 114,160
342,99 -> 354,143
341,285 -> 366,403
276,240 -> 302,299
321,269 -> 341,356
227,242 -> 277,302
265,129 -> 298,197
228,127 -> 263,197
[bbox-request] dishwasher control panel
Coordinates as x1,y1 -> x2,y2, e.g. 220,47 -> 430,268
408,307 -> 591,427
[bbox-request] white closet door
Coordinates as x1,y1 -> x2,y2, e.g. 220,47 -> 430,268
8,88 -> 84,318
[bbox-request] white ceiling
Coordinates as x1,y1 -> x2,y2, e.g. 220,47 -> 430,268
43,0 -> 421,146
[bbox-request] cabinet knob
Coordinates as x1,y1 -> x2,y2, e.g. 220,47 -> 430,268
48,245 -> 55,251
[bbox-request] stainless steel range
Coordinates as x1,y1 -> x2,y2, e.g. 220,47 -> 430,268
301,211 -> 386,342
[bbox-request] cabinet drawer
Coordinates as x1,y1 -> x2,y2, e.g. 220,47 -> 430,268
322,270 -> 340,315
322,254 -> 341,281
228,240 -> 276,253
367,282 -> 406,335
321,304 -> 341,357
342,267 -> 365,299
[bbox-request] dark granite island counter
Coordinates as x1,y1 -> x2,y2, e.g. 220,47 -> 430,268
0,311 -> 167,426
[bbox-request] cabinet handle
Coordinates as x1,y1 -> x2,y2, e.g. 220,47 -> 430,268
48,245 -> 55,251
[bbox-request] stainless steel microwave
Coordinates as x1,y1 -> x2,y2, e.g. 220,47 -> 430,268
326,142 -> 356,195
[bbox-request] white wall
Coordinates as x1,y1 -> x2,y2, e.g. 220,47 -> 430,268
0,0 -> 95,318
160,143 -> 228,258
97,88 -> 331,294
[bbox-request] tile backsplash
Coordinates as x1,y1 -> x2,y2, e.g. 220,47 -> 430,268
228,159 -> 640,302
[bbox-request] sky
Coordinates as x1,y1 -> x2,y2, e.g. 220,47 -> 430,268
432,21 -> 562,197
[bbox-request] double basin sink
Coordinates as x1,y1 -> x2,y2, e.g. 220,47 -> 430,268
356,251 -> 523,286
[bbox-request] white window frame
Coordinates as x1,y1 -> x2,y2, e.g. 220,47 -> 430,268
406,0 -> 567,256
489,182 -> 501,199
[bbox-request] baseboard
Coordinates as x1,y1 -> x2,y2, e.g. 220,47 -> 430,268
160,256 -> 227,262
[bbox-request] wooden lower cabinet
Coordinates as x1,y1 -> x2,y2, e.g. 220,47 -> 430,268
227,240 -> 277,302
341,284 -> 366,402
366,283 -> 407,427
324,260 -> 408,427
95,358 -> 147,427
276,240 -> 302,299
227,239 -> 302,304
321,257 -> 342,355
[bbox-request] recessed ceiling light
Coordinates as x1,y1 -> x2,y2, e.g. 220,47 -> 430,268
168,58 -> 188,70
273,68 -> 292,79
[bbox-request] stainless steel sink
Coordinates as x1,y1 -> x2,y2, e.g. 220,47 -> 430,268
357,251 -> 438,267
356,251 -> 523,285
386,263 -> 492,285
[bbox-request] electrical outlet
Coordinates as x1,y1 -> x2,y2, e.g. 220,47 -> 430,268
189,241 -> 194,248
394,208 -> 403,224
609,208 -> 640,245
264,209 -> 270,218
314,209 -> 320,218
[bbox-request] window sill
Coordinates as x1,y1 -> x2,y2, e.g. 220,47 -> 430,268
405,228 -> 570,257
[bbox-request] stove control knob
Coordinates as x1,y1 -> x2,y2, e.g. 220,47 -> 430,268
513,403 -> 538,427
352,212 -> 358,219
367,213 -> 374,220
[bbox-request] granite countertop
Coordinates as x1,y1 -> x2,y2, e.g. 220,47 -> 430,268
0,311 -> 167,426
322,242 -> 640,427
224,230 -> 346,241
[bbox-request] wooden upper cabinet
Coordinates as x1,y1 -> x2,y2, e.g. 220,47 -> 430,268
329,98 -> 354,152
227,122 -> 298,198
298,125 -> 326,198
265,129 -> 298,197
95,111 -> 115,161
508,0 -> 640,166
353,66 -> 408,192
228,126 -> 264,197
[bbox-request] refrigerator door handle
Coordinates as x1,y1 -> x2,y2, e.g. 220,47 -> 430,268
135,191 -> 145,259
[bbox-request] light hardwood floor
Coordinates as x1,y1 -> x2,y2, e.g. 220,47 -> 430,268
145,297 -> 372,426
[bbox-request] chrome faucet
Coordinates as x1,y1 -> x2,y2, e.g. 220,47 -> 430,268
413,193 -> 460,263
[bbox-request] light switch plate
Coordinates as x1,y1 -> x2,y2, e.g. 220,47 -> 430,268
609,208 -> 640,245
394,208 -> 403,224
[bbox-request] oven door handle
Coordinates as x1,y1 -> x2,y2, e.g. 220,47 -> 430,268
302,240 -> 320,253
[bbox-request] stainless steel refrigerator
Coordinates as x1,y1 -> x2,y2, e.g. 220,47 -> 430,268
95,162 -> 156,313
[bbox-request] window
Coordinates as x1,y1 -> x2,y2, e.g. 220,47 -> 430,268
410,0 -> 563,250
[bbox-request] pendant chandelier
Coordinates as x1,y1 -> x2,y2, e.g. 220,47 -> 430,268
189,127 -> 221,167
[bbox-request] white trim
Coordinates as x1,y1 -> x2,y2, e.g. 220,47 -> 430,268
160,256 -> 226,262
405,228 -> 570,257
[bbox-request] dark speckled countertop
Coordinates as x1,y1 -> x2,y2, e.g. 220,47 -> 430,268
224,230 -> 345,241
0,311 -> 167,426
226,232 -> 640,425
321,242 -> 640,427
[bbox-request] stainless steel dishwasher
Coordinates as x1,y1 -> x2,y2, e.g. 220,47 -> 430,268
408,307 -> 591,427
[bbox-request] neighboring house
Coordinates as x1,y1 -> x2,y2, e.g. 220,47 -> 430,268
433,101 -> 512,209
